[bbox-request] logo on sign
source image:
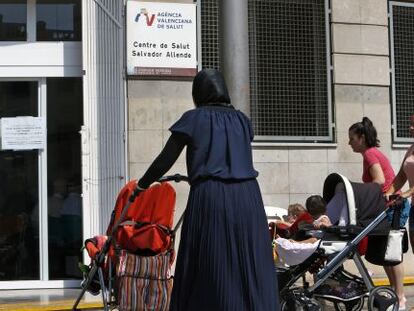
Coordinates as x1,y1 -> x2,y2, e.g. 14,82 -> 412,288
135,8 -> 155,26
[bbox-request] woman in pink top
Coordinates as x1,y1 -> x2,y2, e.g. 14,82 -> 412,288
386,115 -> 414,253
349,117 -> 406,310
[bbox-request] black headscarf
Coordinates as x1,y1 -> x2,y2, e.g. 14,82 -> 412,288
192,69 -> 231,107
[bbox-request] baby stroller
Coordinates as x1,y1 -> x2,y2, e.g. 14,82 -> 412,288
72,174 -> 188,311
274,173 -> 405,311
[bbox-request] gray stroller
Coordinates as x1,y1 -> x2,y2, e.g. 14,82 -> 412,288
276,173 -> 406,311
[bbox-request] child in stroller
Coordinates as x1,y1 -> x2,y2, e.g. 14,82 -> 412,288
274,173 -> 404,311
272,194 -> 331,267
272,194 -> 331,242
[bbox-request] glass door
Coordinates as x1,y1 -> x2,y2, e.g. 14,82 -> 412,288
0,77 -> 83,288
0,80 -> 40,281
46,77 -> 83,280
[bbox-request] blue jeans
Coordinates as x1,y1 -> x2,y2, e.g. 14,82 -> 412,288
386,198 -> 411,228
409,202 -> 414,231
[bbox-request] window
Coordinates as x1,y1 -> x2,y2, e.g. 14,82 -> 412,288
249,0 -> 331,141
390,2 -> 414,143
0,0 -> 26,41
199,0 -> 220,70
36,0 -> 81,41
199,0 -> 332,142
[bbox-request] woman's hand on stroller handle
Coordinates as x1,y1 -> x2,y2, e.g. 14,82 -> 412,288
157,174 -> 189,183
131,174 -> 189,203
384,193 -> 403,207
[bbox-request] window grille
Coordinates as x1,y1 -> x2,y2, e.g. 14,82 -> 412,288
390,2 -> 414,143
249,0 -> 331,141
199,0 -> 220,70
199,0 -> 332,142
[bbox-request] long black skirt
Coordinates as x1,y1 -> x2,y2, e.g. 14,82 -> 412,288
170,178 -> 279,311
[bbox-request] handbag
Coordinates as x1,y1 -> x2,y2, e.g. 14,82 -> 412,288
384,229 -> 404,263
383,199 -> 409,263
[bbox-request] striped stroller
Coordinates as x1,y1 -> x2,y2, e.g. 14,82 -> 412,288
72,174 -> 188,311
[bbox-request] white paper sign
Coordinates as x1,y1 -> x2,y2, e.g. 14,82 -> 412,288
0,117 -> 46,150
127,1 -> 197,77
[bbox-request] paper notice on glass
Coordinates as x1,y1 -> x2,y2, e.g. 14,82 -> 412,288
0,117 -> 46,150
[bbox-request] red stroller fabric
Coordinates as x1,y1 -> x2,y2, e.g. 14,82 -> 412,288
107,180 -> 176,254
85,181 -> 176,262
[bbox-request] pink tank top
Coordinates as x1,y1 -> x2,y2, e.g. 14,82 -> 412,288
362,147 -> 395,192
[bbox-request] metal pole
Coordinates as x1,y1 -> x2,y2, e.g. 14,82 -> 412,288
219,0 -> 250,116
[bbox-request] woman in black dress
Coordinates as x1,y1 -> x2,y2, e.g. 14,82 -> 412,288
138,69 -> 279,311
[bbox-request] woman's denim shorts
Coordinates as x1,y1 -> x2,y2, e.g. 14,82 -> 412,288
386,198 -> 411,228
410,202 -> 414,231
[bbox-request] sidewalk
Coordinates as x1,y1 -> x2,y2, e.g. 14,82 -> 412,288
0,289 -> 102,311
1,283 -> 414,311
1,249 -> 414,311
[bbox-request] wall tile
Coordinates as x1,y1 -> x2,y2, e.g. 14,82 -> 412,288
253,148 -> 289,163
328,130 -> 362,163
333,54 -> 390,86
331,0 -> 388,25
328,162 -> 363,182
128,80 -> 161,99
334,85 -> 364,132
129,130 -> 163,162
129,162 -> 151,181
289,163 -> 328,193
262,194 -> 290,210
362,56 -> 390,86
128,97 -> 163,130
333,54 -> 363,84
288,148 -> 328,163
360,0 -> 388,25
332,24 -> 361,54
160,81 -> 193,129
331,0 -> 360,24
361,26 -> 388,55
332,24 -> 388,55
255,163 -> 289,194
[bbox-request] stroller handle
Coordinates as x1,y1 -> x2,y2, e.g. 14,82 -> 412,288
158,174 -> 189,183
129,175 -> 189,203
385,193 -> 404,208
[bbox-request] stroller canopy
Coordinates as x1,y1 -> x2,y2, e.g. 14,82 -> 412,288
323,173 -> 388,231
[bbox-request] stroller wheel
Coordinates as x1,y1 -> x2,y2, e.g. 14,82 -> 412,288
368,286 -> 398,311
333,297 -> 364,311
81,276 -> 101,296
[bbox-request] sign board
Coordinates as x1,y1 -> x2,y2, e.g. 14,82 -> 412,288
127,1 -> 197,77
0,117 -> 46,150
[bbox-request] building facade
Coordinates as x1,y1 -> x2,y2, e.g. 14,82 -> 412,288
0,0 -> 125,289
0,0 -> 413,289
130,0 -> 413,233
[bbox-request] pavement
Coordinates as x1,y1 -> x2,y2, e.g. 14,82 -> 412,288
0,283 -> 414,310
0,289 -> 102,311
1,250 -> 414,310
322,285 -> 414,310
